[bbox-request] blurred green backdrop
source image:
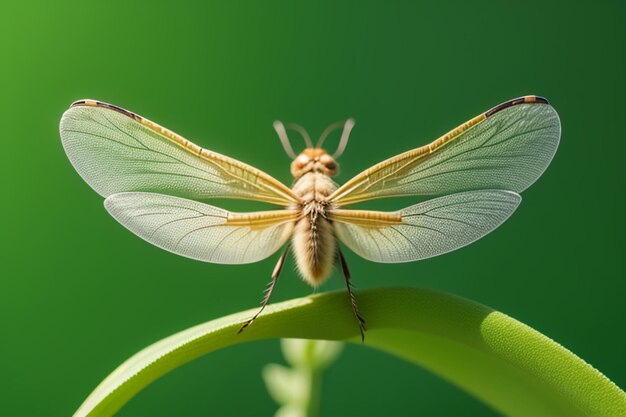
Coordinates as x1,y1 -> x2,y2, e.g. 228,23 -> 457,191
1,1 -> 624,416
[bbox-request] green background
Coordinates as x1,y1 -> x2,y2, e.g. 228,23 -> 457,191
1,1 -> 624,416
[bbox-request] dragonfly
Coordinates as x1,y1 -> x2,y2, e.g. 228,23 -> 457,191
60,96 -> 560,340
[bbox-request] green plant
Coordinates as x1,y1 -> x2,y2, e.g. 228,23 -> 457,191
72,288 -> 626,417
263,339 -> 343,417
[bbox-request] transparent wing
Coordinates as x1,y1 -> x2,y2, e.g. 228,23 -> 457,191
331,190 -> 520,263
329,97 -> 559,206
60,100 -> 299,206
104,192 -> 298,264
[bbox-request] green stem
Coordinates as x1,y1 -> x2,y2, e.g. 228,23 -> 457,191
306,366 -> 322,417
72,287 -> 626,417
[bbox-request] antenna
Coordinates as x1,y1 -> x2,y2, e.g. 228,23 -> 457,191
332,119 -> 355,159
273,120 -> 296,159
285,123 -> 314,149
316,120 -> 345,148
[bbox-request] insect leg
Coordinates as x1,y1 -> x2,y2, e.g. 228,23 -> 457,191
338,248 -> 367,342
238,246 -> 289,334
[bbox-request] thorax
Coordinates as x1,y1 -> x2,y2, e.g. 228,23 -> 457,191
291,172 -> 338,206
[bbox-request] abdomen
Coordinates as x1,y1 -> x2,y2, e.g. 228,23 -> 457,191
292,214 -> 336,286
291,173 -> 338,287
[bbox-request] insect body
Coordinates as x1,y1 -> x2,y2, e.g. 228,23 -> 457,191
290,148 -> 340,285
60,96 -> 560,340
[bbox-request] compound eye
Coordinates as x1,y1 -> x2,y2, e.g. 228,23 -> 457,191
319,154 -> 337,170
295,154 -> 309,167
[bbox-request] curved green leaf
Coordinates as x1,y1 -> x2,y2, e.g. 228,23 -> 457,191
73,288 -> 626,417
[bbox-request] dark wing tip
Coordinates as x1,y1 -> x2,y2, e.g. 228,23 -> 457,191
485,95 -> 550,117
69,99 -> 143,122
